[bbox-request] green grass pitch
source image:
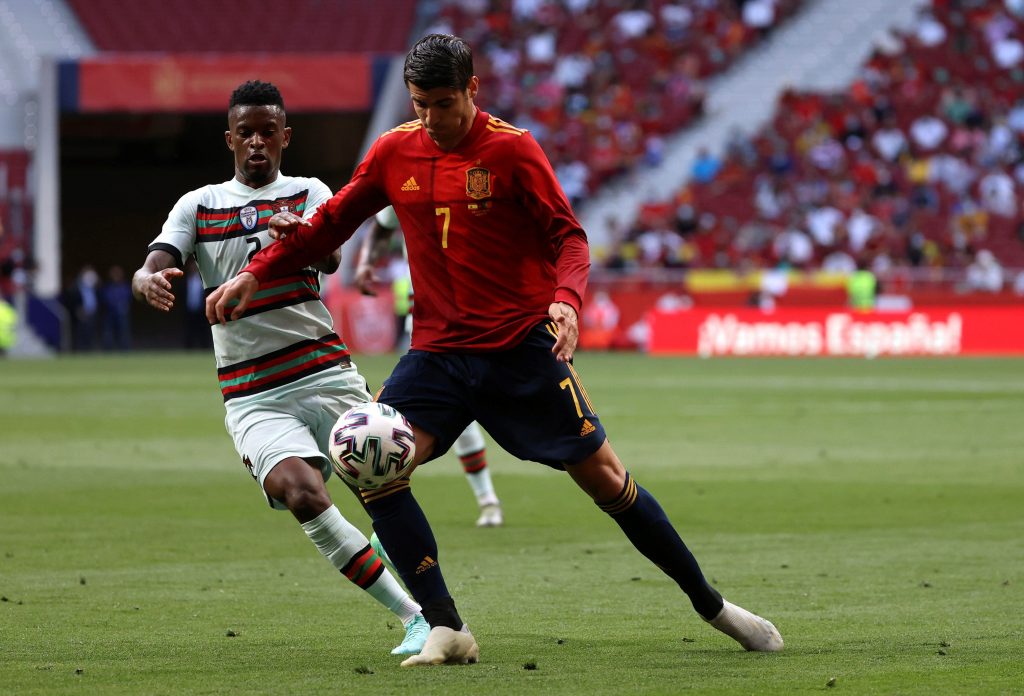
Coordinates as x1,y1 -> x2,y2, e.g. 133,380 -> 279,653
1,352 -> 1022,695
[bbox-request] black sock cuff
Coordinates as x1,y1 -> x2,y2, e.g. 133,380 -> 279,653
361,477 -> 412,510
421,596 -> 462,630
597,472 -> 638,516
697,586 -> 725,621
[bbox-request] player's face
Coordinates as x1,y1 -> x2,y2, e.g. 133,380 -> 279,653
409,76 -> 479,151
225,104 -> 291,188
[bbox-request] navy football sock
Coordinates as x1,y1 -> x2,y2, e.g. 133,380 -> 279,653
362,479 -> 463,630
598,472 -> 724,620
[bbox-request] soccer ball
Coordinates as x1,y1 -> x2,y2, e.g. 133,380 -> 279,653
328,402 -> 416,489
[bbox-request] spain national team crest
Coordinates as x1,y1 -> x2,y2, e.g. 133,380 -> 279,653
239,205 -> 259,230
465,167 -> 491,200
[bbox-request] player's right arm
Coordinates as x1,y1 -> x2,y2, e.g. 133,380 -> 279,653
138,188 -> 201,312
132,249 -> 183,312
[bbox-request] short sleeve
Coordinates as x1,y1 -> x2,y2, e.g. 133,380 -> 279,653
148,188 -> 203,268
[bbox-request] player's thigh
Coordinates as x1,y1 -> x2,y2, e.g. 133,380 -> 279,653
375,350 -> 474,463
304,364 -> 374,454
225,395 -> 329,509
474,322 -> 606,469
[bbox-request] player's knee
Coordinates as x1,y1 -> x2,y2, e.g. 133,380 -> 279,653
568,440 -> 626,501
283,484 -> 332,521
411,425 -> 437,465
265,457 -> 331,520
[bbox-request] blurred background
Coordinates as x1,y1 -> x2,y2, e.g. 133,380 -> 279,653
1,0 -> 1022,358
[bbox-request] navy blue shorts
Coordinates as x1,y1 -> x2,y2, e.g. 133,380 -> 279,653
377,321 -> 607,469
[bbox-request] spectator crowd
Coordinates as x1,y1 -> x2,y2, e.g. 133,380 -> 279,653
431,0 -> 803,204
601,0 -> 1024,294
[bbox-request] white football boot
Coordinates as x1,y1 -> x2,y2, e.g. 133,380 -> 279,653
400,625 -> 479,666
706,600 -> 784,652
475,501 -> 503,527
392,614 -> 430,655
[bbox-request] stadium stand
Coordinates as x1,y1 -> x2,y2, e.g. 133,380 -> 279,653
601,0 -> 1024,283
0,0 -> 91,323
65,0 -> 419,53
429,0 -> 804,199
2,0 -> 1020,356
0,149 -> 32,296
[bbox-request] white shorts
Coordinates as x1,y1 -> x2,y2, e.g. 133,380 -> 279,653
224,364 -> 372,509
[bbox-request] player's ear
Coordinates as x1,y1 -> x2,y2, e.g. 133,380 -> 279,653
282,125 -> 292,149
225,130 -> 234,151
467,76 -> 479,100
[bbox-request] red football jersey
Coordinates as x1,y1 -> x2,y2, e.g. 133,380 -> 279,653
245,109 -> 591,352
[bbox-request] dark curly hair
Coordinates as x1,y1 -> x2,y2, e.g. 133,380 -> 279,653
229,80 -> 285,111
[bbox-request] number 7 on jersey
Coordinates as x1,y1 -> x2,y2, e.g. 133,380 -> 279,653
435,207 -> 450,249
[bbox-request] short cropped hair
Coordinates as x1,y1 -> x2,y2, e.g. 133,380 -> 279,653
229,80 -> 285,111
403,34 -> 473,91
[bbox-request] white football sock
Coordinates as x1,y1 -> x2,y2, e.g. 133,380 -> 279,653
301,505 -> 420,624
455,424 -> 498,506
466,468 -> 498,507
454,422 -> 486,455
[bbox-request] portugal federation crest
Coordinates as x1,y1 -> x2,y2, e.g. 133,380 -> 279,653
465,167 -> 491,200
270,198 -> 293,214
239,205 -> 259,230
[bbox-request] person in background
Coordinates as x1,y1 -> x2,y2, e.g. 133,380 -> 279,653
101,265 -> 133,351
69,265 -> 100,351
965,249 -> 1004,292
0,292 -> 16,356
847,260 -> 878,311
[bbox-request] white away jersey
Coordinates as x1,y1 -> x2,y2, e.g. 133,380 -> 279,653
149,174 -> 350,402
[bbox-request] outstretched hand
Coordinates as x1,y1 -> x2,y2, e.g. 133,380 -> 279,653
548,302 -> 579,363
136,267 -> 183,312
353,263 -> 380,296
206,272 -> 259,324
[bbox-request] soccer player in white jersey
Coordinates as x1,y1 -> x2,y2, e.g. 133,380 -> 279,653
355,205 -> 503,528
131,80 -> 428,656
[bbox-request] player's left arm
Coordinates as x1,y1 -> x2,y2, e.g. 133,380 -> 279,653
515,134 -> 590,361
547,301 -> 578,362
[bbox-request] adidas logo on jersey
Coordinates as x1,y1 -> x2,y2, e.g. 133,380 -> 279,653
580,419 -> 596,436
401,177 -> 420,191
415,555 -> 438,574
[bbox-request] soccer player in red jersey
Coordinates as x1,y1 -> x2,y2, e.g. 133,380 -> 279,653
355,206 -> 504,528
208,34 -> 783,665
